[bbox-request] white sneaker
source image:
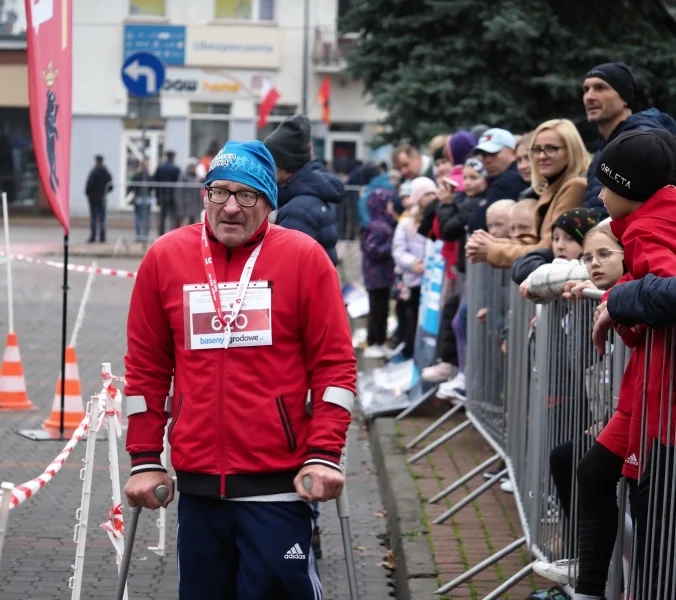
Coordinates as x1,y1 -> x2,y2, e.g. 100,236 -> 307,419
380,345 -> 395,359
421,362 -> 453,383
363,345 -> 385,359
532,558 -> 578,585
500,479 -> 514,493
437,372 -> 466,399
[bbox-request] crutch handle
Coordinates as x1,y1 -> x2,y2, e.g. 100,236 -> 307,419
154,484 -> 170,503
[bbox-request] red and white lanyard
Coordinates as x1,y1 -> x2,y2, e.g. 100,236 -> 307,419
201,223 -> 267,349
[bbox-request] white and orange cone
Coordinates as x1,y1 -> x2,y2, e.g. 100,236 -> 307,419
42,346 -> 85,435
0,332 -> 34,411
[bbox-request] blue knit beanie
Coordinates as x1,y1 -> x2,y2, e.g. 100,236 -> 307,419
205,140 -> 278,209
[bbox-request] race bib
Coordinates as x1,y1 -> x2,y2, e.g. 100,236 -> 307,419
183,281 -> 272,349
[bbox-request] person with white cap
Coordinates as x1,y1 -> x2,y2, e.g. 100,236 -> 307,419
123,139 -> 356,599
468,127 -> 529,232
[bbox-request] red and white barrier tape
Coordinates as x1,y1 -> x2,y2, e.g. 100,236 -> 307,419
0,251 -> 137,279
9,373 -> 125,509
101,502 -> 125,557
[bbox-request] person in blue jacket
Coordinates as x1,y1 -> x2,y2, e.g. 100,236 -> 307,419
606,275 -> 676,328
582,62 -> 676,216
358,161 -> 395,230
265,114 -> 343,266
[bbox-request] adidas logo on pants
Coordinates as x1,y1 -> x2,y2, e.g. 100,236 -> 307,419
284,543 -> 306,559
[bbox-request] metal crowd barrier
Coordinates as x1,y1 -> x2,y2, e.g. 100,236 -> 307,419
626,325 -> 676,599
395,261 -> 676,599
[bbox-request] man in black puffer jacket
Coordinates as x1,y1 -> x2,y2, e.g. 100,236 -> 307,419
265,115 -> 343,265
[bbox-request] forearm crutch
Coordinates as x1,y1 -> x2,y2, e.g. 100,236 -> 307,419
303,476 -> 360,600
114,485 -> 170,600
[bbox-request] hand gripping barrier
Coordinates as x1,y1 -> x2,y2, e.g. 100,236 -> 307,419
395,261 -> 676,598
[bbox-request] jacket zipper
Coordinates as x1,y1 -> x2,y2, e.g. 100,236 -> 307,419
167,393 -> 184,444
276,396 -> 298,452
219,245 -> 231,499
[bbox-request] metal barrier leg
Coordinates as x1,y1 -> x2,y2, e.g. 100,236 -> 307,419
428,454 -> 501,504
479,562 -> 535,600
395,384 -> 440,421
433,469 -> 508,525
405,401 -> 465,449
407,419 -> 472,465
608,479 -> 629,600
435,536 -> 526,594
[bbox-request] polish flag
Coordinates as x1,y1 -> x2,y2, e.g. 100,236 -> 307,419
258,78 -> 281,129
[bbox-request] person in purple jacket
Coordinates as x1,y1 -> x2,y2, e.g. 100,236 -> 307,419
361,188 -> 397,359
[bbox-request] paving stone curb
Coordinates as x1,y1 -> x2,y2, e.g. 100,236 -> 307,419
370,417 -> 438,600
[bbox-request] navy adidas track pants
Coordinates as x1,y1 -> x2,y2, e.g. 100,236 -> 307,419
177,494 -> 322,600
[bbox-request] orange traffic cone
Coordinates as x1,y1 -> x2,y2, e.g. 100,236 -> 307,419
0,332 -> 35,411
42,346 -> 85,435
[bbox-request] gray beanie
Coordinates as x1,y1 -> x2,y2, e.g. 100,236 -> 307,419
264,114 -> 312,173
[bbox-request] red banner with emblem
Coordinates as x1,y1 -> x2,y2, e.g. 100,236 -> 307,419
25,0 -> 73,234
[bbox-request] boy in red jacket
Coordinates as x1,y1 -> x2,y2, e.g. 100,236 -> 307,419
582,130 -> 676,600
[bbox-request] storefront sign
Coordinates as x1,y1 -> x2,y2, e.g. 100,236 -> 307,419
162,68 -> 270,99
185,25 -> 282,69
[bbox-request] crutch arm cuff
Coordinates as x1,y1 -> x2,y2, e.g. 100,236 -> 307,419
130,451 -> 166,475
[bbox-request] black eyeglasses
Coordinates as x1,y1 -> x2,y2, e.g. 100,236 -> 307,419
206,186 -> 262,207
580,249 -> 624,267
529,145 -> 564,158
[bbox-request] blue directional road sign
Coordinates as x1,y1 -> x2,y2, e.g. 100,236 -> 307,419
122,51 -> 166,98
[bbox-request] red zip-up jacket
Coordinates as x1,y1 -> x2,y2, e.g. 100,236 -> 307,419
124,219 -> 357,499
603,186 -> 676,475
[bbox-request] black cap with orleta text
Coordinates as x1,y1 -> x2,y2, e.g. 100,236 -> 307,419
595,130 -> 675,202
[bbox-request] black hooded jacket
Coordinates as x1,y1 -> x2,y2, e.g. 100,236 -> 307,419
276,160 -> 344,265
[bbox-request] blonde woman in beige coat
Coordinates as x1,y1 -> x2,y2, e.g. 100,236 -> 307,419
467,119 -> 590,268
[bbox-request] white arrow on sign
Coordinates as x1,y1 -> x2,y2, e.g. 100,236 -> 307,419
124,59 -> 158,94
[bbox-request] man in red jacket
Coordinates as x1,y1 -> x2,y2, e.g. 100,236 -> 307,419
123,139 -> 357,599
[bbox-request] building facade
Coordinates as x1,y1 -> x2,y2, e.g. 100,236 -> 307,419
69,0 -> 384,216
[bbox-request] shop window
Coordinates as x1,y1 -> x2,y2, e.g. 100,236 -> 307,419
191,121 -> 230,159
0,0 -> 26,40
127,97 -> 162,119
214,0 -> 275,21
191,102 -> 232,115
190,103 -> 232,159
0,108 -> 38,206
130,0 -> 165,17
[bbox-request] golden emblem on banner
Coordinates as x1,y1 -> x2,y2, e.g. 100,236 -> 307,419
43,61 -> 59,87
